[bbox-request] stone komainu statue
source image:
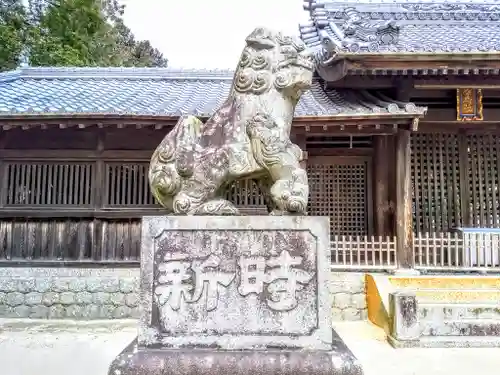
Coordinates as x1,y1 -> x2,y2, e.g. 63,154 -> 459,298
149,27 -> 315,215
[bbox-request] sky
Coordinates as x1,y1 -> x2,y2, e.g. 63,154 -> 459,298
121,0 -> 308,69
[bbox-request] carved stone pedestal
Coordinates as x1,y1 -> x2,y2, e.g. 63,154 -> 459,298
108,216 -> 363,375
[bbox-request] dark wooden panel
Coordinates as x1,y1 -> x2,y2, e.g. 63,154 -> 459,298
0,218 -> 141,263
4,128 -> 98,150
103,128 -> 169,150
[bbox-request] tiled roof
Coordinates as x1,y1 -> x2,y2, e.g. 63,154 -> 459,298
0,67 -> 425,118
300,0 -> 500,57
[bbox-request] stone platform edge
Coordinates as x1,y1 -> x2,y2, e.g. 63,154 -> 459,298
109,338 -> 364,375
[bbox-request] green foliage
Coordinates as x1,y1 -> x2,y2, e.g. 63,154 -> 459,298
0,0 -> 168,71
0,0 -> 27,71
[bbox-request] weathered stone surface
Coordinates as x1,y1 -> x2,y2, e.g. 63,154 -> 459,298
101,279 -> 120,293
52,279 -> 70,292
13,305 -> 31,318
6,292 -> 25,306
110,293 -> 125,306
34,279 -> 51,293
60,292 -> 76,305
17,279 -> 36,293
351,293 -> 367,309
343,308 -> 362,321
30,305 -> 49,318
42,292 -> 59,306
75,291 -> 93,304
68,279 -> 87,292
389,291 -> 419,342
113,306 -> 131,318
334,293 -> 351,309
109,339 -> 363,375
24,292 -> 43,306
0,278 -> 18,292
332,307 -> 343,320
330,273 -> 366,322
139,215 -> 332,350
93,292 -> 111,305
125,293 -> 138,307
49,304 -> 66,319
120,279 -> 135,293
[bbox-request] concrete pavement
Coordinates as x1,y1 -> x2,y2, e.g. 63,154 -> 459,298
0,319 -> 498,375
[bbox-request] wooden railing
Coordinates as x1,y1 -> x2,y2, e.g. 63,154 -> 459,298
330,235 -> 397,270
330,232 -> 500,272
413,231 -> 500,272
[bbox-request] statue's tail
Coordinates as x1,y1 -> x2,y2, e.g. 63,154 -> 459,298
149,139 -> 182,209
148,115 -> 204,210
173,115 -> 204,178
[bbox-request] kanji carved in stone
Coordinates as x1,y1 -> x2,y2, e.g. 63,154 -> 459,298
149,27 -> 315,215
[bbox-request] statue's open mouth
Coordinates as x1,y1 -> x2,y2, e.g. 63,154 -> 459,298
294,59 -> 315,71
277,56 -> 315,72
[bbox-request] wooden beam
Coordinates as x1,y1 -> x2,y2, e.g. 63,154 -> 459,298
394,129 -> 413,269
421,107 -> 500,123
373,135 -> 391,236
394,79 -> 414,102
415,76 -> 500,89
347,57 -> 500,71
328,75 -> 500,90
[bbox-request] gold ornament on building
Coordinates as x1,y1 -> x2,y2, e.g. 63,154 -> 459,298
456,88 -> 483,121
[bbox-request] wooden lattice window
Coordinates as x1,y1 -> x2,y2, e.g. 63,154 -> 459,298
224,178 -> 267,215
467,134 -> 500,227
411,134 -> 462,233
4,162 -> 94,206
307,157 -> 370,236
104,162 -> 156,206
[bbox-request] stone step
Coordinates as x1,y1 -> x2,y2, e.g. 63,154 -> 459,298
417,335 -> 500,348
389,276 -> 500,290
420,303 -> 500,321
414,289 -> 500,303
421,319 -> 500,337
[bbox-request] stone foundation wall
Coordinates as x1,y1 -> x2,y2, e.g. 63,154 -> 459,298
0,268 -> 367,321
0,268 -> 139,319
330,272 -> 367,321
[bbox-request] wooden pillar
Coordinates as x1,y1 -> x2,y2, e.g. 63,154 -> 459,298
373,135 -> 390,236
0,131 -> 7,208
395,129 -> 413,269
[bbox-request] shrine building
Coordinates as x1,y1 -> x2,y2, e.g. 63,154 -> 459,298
0,0 -> 499,335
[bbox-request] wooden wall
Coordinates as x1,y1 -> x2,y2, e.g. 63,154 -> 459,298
1,125 -> 500,264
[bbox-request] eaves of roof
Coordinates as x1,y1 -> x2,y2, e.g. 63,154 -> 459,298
300,0 -> 500,74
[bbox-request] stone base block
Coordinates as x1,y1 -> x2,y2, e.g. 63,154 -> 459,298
109,339 -> 363,375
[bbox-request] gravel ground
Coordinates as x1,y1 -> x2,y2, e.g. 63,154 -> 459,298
0,319 -> 498,375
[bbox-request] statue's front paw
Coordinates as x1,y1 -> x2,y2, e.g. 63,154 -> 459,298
279,186 -> 308,215
285,197 -> 307,214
